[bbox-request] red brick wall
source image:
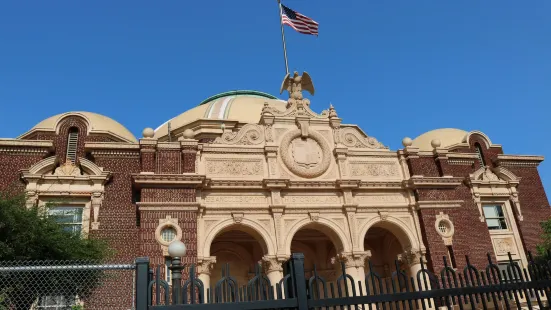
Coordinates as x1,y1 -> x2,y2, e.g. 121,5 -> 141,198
0,153 -> 46,194
156,150 -> 181,174
506,166 -> 551,254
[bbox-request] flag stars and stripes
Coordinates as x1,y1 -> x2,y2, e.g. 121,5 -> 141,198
281,4 -> 319,36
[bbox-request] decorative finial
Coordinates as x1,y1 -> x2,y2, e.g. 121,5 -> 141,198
142,127 -> 155,138
402,137 -> 413,147
328,103 -> 338,118
431,139 -> 441,149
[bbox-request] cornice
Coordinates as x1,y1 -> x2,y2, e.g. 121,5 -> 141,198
132,174 -> 207,188
407,176 -> 464,189
416,200 -> 463,209
85,142 -> 140,150
337,179 -> 361,189
204,179 -> 264,189
496,154 -> 544,167
157,142 -> 181,150
359,181 -> 404,189
446,153 -> 478,165
263,179 -> 288,188
0,139 -> 53,154
201,146 -> 265,154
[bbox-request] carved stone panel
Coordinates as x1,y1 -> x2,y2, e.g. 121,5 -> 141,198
283,194 -> 341,205
205,158 -> 263,177
348,161 -> 400,178
280,129 -> 331,178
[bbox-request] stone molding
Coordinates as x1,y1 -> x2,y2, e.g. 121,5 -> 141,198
495,155 -> 544,167
0,139 -> 53,155
197,257 -> 217,275
21,156 -> 111,230
132,174 -> 207,188
407,176 -> 464,189
415,200 -> 463,209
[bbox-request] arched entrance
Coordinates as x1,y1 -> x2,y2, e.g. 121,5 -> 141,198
363,221 -> 421,281
364,226 -> 406,279
210,228 -> 268,286
289,223 -> 346,282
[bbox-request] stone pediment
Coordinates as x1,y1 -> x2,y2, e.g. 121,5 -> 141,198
469,166 -> 520,184
21,156 -> 112,182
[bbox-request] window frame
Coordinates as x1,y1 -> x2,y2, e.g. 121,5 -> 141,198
39,198 -> 92,238
482,204 -> 509,231
47,205 -> 84,234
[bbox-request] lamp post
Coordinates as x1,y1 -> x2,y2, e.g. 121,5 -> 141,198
168,240 -> 187,305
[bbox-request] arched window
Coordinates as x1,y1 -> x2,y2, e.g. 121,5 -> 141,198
475,143 -> 486,167
66,127 -> 79,164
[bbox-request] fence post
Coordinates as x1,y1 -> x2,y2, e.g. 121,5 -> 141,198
289,253 -> 308,310
135,257 -> 150,310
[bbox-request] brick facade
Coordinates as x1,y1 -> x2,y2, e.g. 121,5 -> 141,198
1,111 -> 550,308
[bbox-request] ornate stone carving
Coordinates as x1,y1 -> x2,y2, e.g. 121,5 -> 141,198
262,256 -> 284,273
213,124 -> 265,145
494,238 -> 516,255
232,213 -> 244,223
54,162 -> 81,176
479,166 -> 500,181
280,129 -> 331,178
335,251 -> 371,269
197,257 -> 217,275
378,211 -> 389,221
91,192 -> 104,230
309,212 -> 320,222
339,127 -> 386,149
399,249 -> 424,265
349,162 -> 399,178
206,159 -> 263,176
435,212 -> 454,245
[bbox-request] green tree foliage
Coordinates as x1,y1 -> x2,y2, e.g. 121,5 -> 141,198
536,218 -> 551,261
0,193 -> 111,309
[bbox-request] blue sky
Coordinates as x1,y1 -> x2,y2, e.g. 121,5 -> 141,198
0,0 -> 549,195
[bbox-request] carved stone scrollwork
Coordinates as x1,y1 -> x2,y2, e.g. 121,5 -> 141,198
339,127 -> 386,149
262,256 -> 284,273
280,129 -> 331,178
335,251 -> 371,269
54,162 -> 81,176
398,249 -> 424,266
25,191 -> 38,208
197,257 -> 217,275
91,192 -> 104,230
213,124 -> 265,145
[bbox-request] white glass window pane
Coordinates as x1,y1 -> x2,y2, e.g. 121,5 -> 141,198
483,206 -> 498,218
486,219 -> 501,229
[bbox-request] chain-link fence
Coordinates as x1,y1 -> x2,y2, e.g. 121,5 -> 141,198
0,260 -> 136,310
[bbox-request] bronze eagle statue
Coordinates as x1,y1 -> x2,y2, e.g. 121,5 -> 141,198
279,71 -> 315,101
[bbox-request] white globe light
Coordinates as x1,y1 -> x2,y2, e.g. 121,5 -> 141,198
168,240 -> 187,258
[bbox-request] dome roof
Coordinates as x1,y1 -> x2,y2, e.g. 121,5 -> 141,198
154,90 -> 287,138
412,128 -> 468,151
21,112 -> 137,143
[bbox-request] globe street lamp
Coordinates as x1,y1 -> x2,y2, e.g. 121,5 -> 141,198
168,240 -> 187,305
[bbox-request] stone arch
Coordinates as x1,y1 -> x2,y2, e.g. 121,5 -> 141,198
357,216 -> 419,252
202,218 -> 276,257
27,156 -> 58,175
210,241 -> 253,264
464,130 -> 495,149
284,218 -> 351,256
54,113 -> 92,135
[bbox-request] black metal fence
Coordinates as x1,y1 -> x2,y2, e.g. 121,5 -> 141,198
136,252 -> 551,310
0,260 -> 136,310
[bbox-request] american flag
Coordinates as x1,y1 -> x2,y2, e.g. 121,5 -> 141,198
281,4 -> 319,36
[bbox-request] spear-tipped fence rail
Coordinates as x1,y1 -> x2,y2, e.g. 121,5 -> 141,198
136,251 -> 551,310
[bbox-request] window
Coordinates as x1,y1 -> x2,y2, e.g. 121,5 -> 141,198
483,205 -> 508,230
161,227 -> 177,243
37,296 -> 76,309
66,128 -> 79,164
497,261 -> 521,282
48,207 -> 83,234
447,246 -> 457,269
165,257 -> 172,283
475,143 -> 486,167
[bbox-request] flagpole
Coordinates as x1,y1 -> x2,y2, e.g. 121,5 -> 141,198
277,0 -> 289,75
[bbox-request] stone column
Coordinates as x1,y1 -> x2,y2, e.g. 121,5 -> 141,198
197,257 -> 216,300
262,256 -> 285,297
400,250 -> 435,309
336,251 -> 371,295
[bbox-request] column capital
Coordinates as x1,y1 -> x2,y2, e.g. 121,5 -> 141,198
261,256 -> 285,273
398,249 -> 425,266
197,256 -> 217,275
334,251 -> 371,269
